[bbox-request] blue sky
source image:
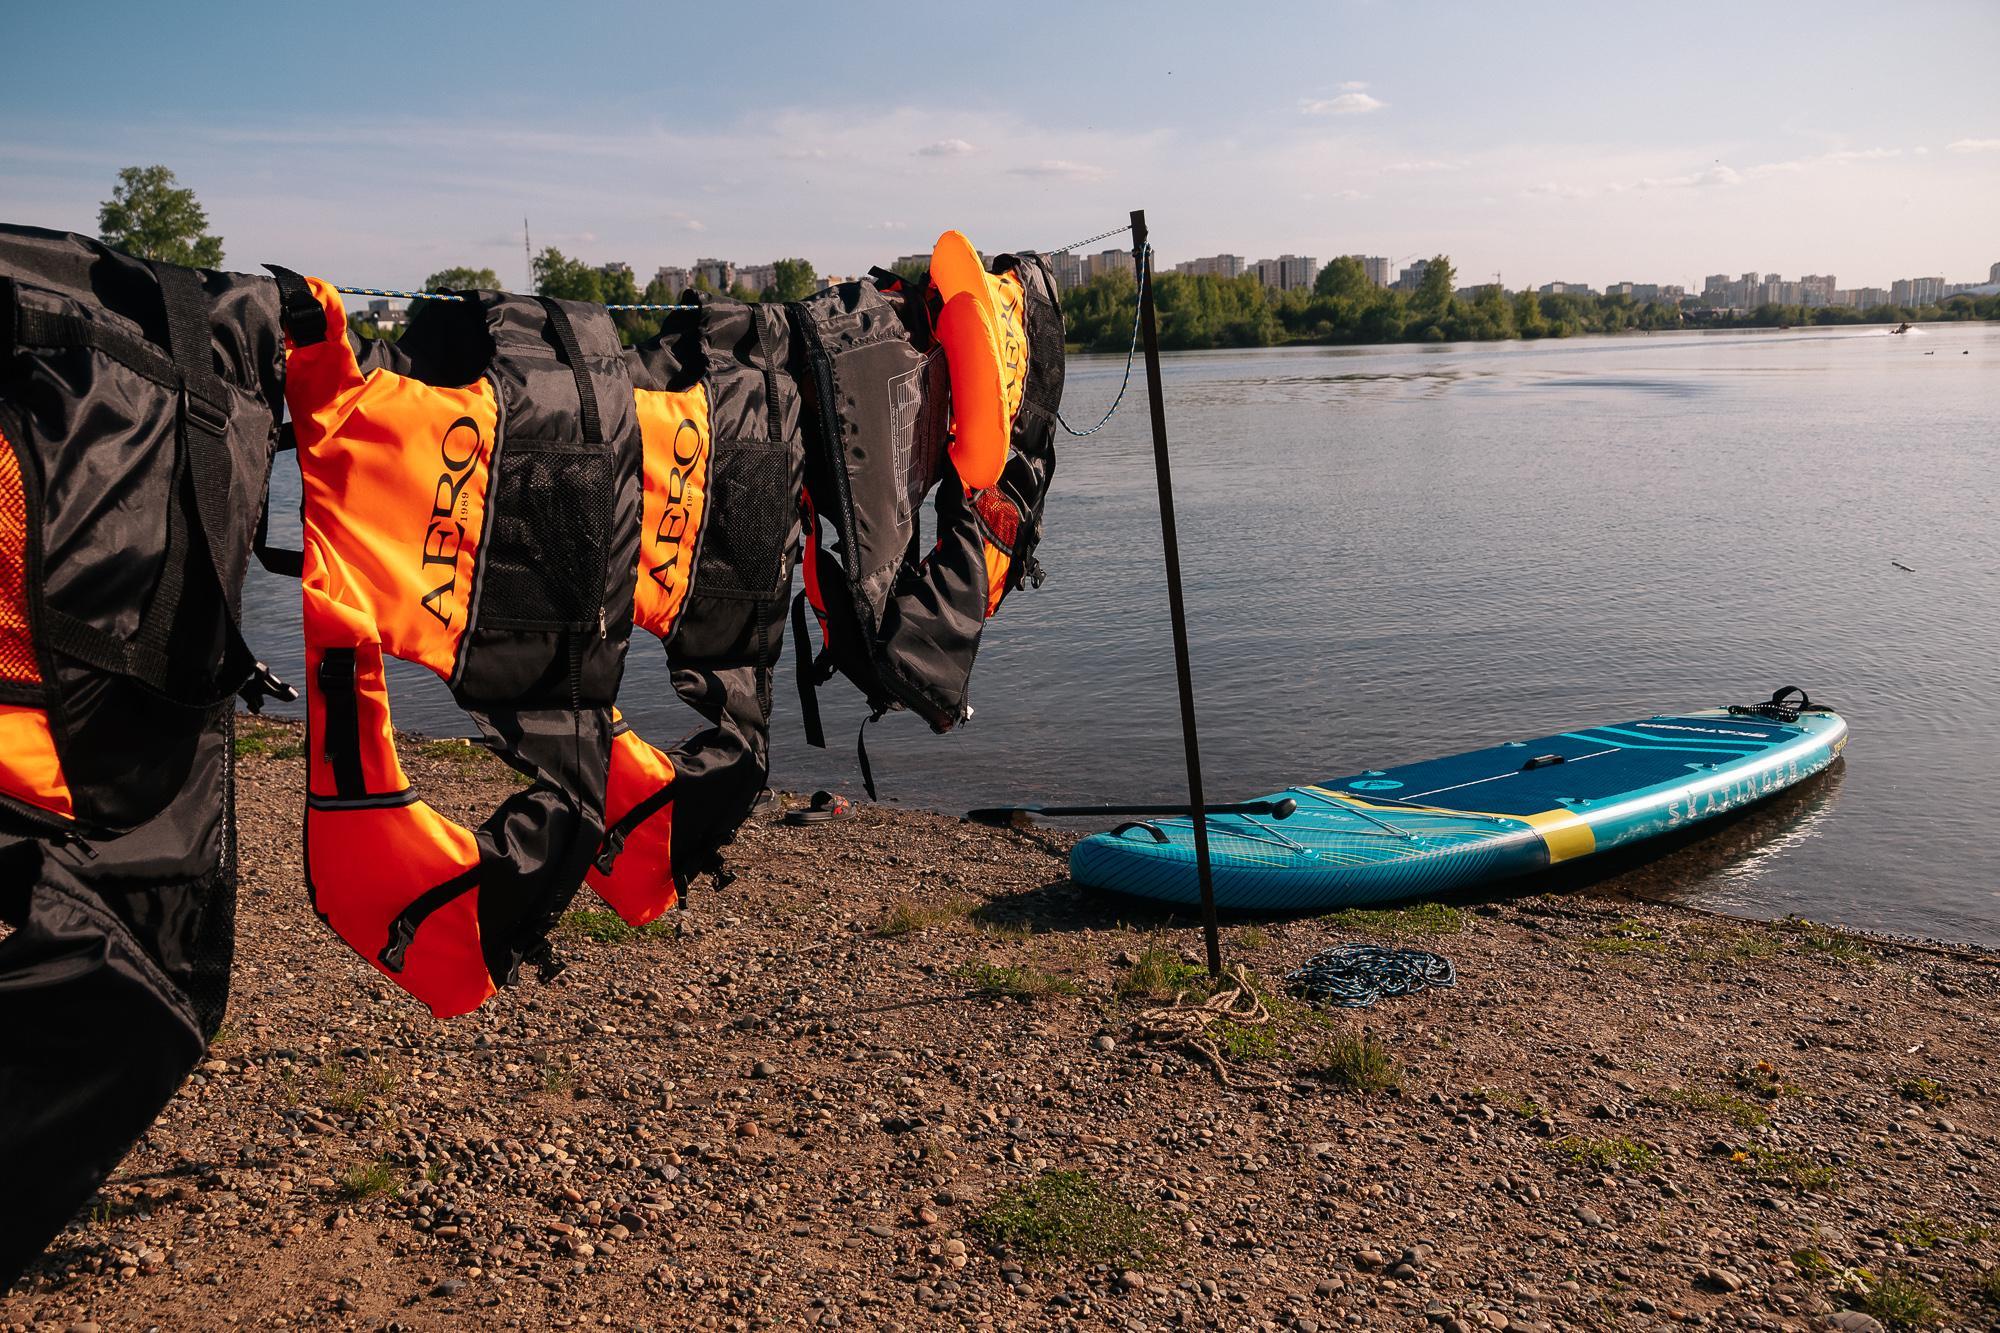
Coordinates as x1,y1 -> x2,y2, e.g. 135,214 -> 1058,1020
2,1 -> 1995,290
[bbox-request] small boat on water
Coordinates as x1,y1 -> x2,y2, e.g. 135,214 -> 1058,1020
1891,322 -> 1913,334
1071,690 -> 1847,911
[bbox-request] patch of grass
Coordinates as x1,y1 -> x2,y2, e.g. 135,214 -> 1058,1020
558,909 -> 673,944
1976,1265 -> 2000,1310
1210,1019 -> 1282,1062
1234,925 -> 1271,950
1730,1144 -> 1837,1191
1471,1087 -> 1544,1120
972,1170 -> 1162,1268
1730,929 -> 1780,959
209,1020 -> 236,1048
319,1060 -> 397,1113
879,896 -> 977,937
1552,1135 -> 1660,1173
338,1158 -> 401,1201
1306,1029 -> 1402,1093
1647,1087 -> 1769,1129
539,1064 -> 574,1097
1319,902 -> 1466,937
959,961 -> 1077,1000
1730,1058 -> 1802,1100
1582,918 -> 1666,956
1851,1272 -> 1942,1329
1793,1248 -> 1835,1277
1897,1076 -> 1949,1107
233,722 -> 305,761
977,917 -> 1033,943
1115,942 -> 1209,1001
412,736 -> 506,778
1785,917 -> 1871,964
1890,1214 -> 1990,1249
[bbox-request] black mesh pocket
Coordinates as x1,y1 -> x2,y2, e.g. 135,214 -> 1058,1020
478,441 -> 612,630
697,439 -> 790,600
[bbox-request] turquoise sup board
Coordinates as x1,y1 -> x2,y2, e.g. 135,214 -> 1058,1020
1069,692 -> 1847,911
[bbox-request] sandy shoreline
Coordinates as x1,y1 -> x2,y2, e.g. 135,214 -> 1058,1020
3,717 -> 1995,1332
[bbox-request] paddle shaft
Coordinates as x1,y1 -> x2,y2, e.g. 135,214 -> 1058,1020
968,799 -> 1297,825
1131,210 -> 1224,980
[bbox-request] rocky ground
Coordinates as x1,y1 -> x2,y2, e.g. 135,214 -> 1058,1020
3,719 -> 1996,1332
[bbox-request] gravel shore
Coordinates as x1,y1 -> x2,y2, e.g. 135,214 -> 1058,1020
4,718 -> 1995,1332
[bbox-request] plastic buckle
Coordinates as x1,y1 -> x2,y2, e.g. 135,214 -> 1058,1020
238,660 -> 299,712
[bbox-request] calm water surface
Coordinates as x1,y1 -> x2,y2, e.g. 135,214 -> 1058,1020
247,323 -> 2000,945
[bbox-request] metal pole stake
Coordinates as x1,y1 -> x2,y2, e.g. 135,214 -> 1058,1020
1128,209 -> 1224,979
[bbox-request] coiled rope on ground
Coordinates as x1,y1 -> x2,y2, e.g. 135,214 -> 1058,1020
1285,943 -> 1457,1009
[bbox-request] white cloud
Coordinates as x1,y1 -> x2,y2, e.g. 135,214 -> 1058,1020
1008,159 -> 1107,182
1337,80 -> 1370,91
1300,91 -> 1386,115
1947,137 -> 2000,153
1383,159 -> 1466,174
916,138 -> 976,157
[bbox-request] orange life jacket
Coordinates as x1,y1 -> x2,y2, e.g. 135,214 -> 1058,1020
271,272 -> 644,1017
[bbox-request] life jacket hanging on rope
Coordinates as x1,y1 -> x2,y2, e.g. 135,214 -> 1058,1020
1,224 -> 285,1288
607,297 -> 805,905
0,224 -> 290,838
789,231 -> 1064,792
269,272 -> 642,1018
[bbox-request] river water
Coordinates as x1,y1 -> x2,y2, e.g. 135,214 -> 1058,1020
244,323 -> 2000,945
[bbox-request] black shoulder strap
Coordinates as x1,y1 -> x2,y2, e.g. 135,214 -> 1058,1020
316,648 -> 367,799
535,297 -> 603,444
253,421 -> 304,578
791,591 -> 825,749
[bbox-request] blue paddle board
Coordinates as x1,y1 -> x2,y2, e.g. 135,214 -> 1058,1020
1069,693 -> 1847,911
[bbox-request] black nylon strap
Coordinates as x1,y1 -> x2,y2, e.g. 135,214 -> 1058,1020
857,714 -> 879,802
10,303 -> 181,387
535,298 -> 603,444
254,422 -> 304,577
1015,255 -> 1066,417
316,649 -> 366,799
791,591 -> 826,749
152,263 -> 244,626
262,264 -> 328,346
378,865 -> 482,973
593,780 -> 677,875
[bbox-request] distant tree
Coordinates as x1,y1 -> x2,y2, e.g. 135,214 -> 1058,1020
1313,255 -> 1372,302
97,165 -> 223,266
642,275 -> 679,305
423,266 -> 501,292
728,281 -> 758,302
890,259 -> 928,284
598,265 -> 641,306
1415,254 -> 1456,316
532,248 -> 604,303
770,258 -> 818,302
1513,289 -> 1548,338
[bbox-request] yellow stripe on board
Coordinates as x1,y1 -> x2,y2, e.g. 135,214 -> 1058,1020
1520,808 -> 1596,862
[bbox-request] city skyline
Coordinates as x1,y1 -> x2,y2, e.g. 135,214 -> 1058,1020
2,3 -> 1995,291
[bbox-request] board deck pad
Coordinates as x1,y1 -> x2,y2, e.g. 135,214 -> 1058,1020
1068,704 -> 1848,911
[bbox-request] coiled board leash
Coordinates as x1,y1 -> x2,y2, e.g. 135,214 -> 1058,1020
1286,943 -> 1457,1009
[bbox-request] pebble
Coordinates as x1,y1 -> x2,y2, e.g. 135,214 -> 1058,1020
1696,1267 -> 1744,1293
1824,1315 -> 1885,1332
1093,1035 -> 1116,1052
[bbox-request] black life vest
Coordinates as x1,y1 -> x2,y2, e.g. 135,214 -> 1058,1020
270,272 -> 642,1017
620,297 -> 804,887
0,225 -> 280,1285
790,233 -> 1063,776
0,225 -> 287,838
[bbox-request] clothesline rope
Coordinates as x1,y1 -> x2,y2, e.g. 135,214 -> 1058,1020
338,221 -> 1149,435
335,286 -> 697,313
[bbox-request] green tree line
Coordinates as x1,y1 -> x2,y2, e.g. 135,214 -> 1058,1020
1065,255 -> 2000,352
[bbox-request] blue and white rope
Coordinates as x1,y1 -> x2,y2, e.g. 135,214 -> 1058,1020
1285,943 -> 1457,1009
